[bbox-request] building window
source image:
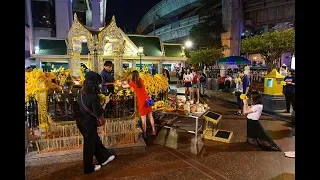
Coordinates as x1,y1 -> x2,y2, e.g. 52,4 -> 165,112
31,0 -> 56,29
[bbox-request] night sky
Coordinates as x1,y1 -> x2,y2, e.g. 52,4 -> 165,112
105,0 -> 161,33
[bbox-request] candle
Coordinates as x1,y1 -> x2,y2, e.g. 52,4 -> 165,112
54,91 -> 56,94
73,98 -> 76,101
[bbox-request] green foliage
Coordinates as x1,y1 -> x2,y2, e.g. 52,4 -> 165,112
241,28 -> 295,71
188,48 -> 224,66
189,0 -> 224,49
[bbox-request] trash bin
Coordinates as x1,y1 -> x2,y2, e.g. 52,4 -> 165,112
212,78 -> 219,91
206,78 -> 212,90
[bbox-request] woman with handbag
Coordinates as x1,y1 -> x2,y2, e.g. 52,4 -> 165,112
77,71 -> 115,174
122,70 -> 156,138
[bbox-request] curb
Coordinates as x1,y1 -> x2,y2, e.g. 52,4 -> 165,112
201,94 -> 293,122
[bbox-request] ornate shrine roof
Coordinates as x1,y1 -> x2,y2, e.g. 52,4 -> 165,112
127,35 -> 163,57
163,44 -> 184,57
38,39 -> 89,55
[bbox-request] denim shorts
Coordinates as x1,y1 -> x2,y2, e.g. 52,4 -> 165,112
192,84 -> 200,88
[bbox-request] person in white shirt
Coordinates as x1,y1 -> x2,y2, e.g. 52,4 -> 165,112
242,90 -> 281,151
183,68 -> 193,101
280,65 -> 287,77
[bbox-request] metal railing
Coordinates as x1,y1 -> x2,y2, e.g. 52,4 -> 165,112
148,15 -> 200,36
138,0 -> 200,31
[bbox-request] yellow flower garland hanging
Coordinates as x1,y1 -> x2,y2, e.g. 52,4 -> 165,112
25,69 -> 60,102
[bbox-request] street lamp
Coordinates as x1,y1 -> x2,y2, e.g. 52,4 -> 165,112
185,40 -> 193,48
138,46 -> 143,70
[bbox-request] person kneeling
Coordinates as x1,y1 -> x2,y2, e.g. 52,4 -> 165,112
242,91 -> 280,151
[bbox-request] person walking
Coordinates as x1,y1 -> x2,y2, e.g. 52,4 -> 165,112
77,71 -> 115,174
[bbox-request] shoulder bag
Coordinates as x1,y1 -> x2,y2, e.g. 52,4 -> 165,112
81,94 -> 106,127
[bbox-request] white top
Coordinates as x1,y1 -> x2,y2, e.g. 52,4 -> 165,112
247,104 -> 263,120
235,81 -> 243,92
280,70 -> 287,77
183,73 -> 193,82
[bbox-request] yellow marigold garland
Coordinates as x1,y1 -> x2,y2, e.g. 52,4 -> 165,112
25,69 -> 60,102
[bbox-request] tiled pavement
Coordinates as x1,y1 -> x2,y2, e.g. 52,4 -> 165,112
203,90 -> 293,122
26,86 -> 295,180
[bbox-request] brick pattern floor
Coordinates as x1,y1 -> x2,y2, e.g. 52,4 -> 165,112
26,86 -> 295,180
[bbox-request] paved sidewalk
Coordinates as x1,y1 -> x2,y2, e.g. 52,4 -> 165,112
203,90 -> 293,122
26,84 -> 295,180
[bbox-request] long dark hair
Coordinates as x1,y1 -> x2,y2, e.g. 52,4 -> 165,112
250,90 -> 263,105
81,71 -> 102,95
131,70 -> 142,88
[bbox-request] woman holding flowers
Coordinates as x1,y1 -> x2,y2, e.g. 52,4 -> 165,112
242,91 -> 280,151
123,70 -> 156,138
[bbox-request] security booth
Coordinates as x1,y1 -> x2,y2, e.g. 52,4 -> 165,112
263,69 -> 285,95
262,69 -> 287,112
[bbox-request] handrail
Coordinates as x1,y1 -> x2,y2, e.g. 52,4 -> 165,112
138,0 -> 200,29
148,15 -> 200,36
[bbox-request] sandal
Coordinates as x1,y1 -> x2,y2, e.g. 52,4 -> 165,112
234,112 -> 241,115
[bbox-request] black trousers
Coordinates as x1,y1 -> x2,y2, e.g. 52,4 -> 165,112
247,119 -> 280,151
76,120 -> 112,174
235,91 -> 243,110
285,92 -> 295,112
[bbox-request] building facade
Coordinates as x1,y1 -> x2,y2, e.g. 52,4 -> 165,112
137,0 -> 295,57
25,0 -> 108,54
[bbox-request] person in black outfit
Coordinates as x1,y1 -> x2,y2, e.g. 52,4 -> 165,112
199,72 -> 207,95
100,61 -> 115,95
77,71 -> 115,174
283,70 -> 295,113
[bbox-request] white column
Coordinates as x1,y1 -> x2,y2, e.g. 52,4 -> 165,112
36,59 -> 41,69
26,0 -> 34,54
92,0 -> 102,29
158,60 -> 163,74
132,60 -> 136,68
55,0 -> 71,38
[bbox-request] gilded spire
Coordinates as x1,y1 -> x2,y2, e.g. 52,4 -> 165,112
111,15 -> 116,24
73,13 -> 78,22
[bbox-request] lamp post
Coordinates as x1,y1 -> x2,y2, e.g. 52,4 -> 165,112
185,40 -> 193,49
138,46 -> 143,70
184,40 -> 193,58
